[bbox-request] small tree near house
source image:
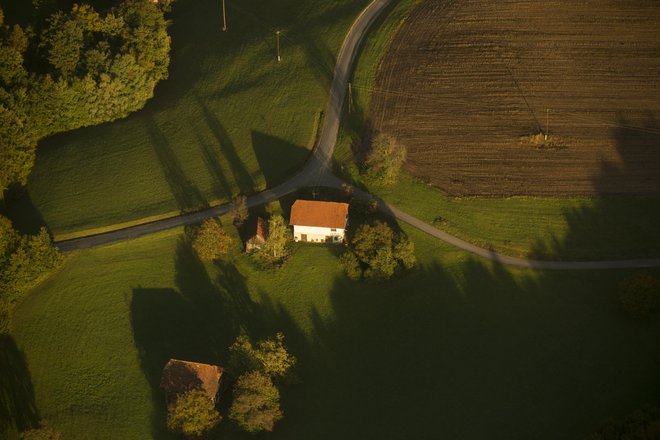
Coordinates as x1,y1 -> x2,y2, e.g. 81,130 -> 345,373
261,215 -> 289,260
230,194 -> 249,226
192,218 -> 233,261
167,390 -> 222,437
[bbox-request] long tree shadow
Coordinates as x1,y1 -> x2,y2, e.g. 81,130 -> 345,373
144,115 -> 207,212
530,112 -> 660,260
290,256 -> 660,439
196,99 -> 256,195
0,334 -> 39,438
251,131 -> 310,188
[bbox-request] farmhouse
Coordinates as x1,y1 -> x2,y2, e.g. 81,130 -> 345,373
290,200 -> 349,243
245,216 -> 268,252
160,359 -> 224,404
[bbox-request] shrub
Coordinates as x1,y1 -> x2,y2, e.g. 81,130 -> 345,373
20,421 -> 61,440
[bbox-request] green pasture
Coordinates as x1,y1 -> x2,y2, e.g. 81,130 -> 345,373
333,0 -> 660,260
5,222 -> 660,439
3,0 -> 369,238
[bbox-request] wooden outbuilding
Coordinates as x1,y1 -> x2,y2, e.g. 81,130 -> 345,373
160,359 -> 223,403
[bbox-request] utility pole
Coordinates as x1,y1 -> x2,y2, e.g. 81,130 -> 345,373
221,0 -> 227,31
276,31 -> 281,62
545,108 -> 549,140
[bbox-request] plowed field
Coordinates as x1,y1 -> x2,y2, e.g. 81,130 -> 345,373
370,0 -> 660,196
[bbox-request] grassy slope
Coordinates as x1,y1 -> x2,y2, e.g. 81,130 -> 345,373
333,0 -> 660,260
4,0 -> 368,238
9,224 -> 660,439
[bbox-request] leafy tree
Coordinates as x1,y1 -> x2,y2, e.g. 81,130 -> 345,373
228,333 -> 297,381
192,218 -> 233,261
586,406 -> 660,440
342,221 -> 416,281
365,133 -> 406,185
167,390 -> 221,438
230,194 -> 248,226
261,215 -> 289,260
40,11 -> 85,77
20,420 -> 61,440
618,272 -> 660,319
229,371 -> 282,433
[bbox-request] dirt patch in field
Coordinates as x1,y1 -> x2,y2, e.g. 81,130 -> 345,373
369,0 -> 660,196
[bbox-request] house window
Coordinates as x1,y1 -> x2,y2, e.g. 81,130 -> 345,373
331,228 -> 336,232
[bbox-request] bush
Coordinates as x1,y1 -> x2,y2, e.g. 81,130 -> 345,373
192,219 -> 233,261
260,215 -> 290,262
229,371 -> 282,433
167,390 -> 221,438
618,272 -> 660,319
20,421 -> 61,440
342,221 -> 416,281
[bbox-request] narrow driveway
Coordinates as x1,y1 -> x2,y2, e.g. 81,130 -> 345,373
54,0 -> 660,270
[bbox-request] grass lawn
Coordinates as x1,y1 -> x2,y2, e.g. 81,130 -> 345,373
6,220 -> 660,439
333,0 -> 660,261
2,0 -> 369,239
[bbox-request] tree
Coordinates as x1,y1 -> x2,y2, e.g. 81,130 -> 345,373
229,371 -> 282,433
167,390 -> 221,438
192,218 -> 233,261
230,194 -> 248,225
40,12 -> 85,77
261,215 -> 289,260
228,333 -> 297,381
365,133 -> 406,185
618,272 -> 660,319
342,221 -> 416,281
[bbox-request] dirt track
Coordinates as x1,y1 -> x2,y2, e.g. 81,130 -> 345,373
371,0 -> 660,196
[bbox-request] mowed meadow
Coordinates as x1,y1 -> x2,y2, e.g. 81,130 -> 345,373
370,0 -> 660,197
2,0 -> 369,239
6,221 -> 660,440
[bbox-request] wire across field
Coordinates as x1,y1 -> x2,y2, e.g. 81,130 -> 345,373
370,0 -> 660,196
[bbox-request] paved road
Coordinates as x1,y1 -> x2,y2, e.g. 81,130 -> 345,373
54,0 -> 660,271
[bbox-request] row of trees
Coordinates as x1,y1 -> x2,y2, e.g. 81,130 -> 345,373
167,333 -> 296,437
0,214 -> 62,332
0,0 -> 171,197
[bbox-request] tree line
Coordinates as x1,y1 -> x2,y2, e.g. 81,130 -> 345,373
0,0 -> 171,197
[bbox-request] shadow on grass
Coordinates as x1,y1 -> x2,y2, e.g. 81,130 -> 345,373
529,112 -> 660,260
0,334 -> 39,437
144,115 -> 207,213
0,190 -> 47,237
251,131 -> 309,189
197,98 -> 256,195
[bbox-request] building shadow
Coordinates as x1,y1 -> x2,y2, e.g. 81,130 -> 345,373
0,334 -> 39,438
251,131 -> 310,189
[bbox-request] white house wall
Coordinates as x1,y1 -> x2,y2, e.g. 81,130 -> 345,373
293,225 -> 345,243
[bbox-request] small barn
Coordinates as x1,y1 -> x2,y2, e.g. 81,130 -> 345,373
245,216 -> 268,252
289,200 -> 349,243
160,359 -> 224,404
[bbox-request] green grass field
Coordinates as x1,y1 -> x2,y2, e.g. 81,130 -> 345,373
333,0 -> 660,261
3,0 -> 368,238
5,220 -> 660,439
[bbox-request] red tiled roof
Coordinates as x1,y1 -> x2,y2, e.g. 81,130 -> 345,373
289,200 -> 349,229
160,359 -> 223,402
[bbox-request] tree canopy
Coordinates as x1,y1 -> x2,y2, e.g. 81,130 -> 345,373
228,333 -> 297,382
167,389 -> 222,438
229,371 -> 283,434
341,220 -> 416,281
0,0 -> 171,197
365,133 -> 406,185
192,218 -> 233,261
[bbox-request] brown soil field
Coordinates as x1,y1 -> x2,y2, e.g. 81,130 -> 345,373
369,0 -> 660,196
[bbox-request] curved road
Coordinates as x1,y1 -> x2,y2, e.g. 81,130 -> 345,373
55,0 -> 660,271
